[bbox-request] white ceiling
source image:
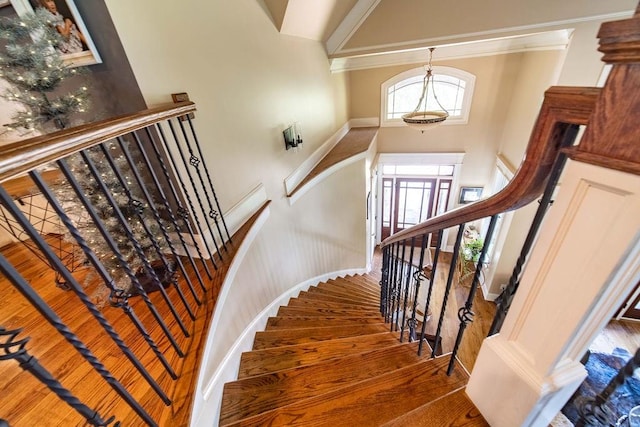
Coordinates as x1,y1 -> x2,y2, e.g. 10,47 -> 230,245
261,0 -> 637,72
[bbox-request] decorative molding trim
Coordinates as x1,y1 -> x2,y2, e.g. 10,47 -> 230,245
288,150 -> 369,205
331,29 -> 571,72
325,0 -> 382,55
333,11 -> 633,58
284,122 -> 350,196
350,117 -> 380,128
377,152 -> 465,166
223,183 -> 269,236
190,203 -> 271,426
197,267 -> 369,424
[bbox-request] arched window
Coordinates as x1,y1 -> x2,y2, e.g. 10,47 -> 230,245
381,66 -> 475,127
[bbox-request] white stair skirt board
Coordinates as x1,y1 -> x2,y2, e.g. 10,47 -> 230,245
467,161 -> 640,427
170,184 -> 268,258
190,267 -> 367,427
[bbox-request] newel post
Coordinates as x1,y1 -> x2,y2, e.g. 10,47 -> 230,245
467,8 -> 640,427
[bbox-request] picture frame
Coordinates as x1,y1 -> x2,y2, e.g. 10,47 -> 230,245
10,0 -> 101,67
459,187 -> 483,204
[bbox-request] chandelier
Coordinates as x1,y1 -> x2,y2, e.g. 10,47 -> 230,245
402,47 -> 448,132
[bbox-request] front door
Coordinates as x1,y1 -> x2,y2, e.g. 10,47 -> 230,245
393,178 -> 437,238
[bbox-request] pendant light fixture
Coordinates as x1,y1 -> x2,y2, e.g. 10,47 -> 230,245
402,47 -> 448,132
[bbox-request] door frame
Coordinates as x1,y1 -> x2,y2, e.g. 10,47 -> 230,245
375,153 -> 465,249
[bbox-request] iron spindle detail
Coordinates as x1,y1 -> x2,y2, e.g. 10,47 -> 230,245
489,125 -> 579,335
0,327 -> 117,426
101,142 -> 197,320
57,159 -> 184,358
155,124 -> 218,270
168,120 -> 224,260
146,127 -> 213,279
400,237 -> 416,342
177,118 -> 227,253
432,225 -> 465,358
94,146 -> 195,332
80,150 -> 191,343
134,129 -> 207,293
447,215 -> 499,375
0,254 -> 157,426
577,347 -> 640,427
380,247 -> 389,315
389,242 -> 402,330
186,116 -> 232,243
418,231 -> 443,356
116,136 -> 203,305
409,233 -> 429,343
30,170 -> 177,394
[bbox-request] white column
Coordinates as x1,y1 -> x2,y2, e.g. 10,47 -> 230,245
467,160 -> 640,427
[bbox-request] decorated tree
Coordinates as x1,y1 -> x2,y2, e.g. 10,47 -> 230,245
0,8 -> 89,132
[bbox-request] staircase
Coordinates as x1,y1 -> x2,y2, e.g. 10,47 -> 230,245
219,274 -> 489,426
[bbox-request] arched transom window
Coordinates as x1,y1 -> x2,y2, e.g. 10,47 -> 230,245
381,66 -> 475,127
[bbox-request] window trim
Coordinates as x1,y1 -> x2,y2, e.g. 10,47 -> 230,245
380,65 -> 476,128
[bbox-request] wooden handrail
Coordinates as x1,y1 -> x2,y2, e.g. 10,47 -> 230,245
381,86 -> 599,248
0,101 -> 196,183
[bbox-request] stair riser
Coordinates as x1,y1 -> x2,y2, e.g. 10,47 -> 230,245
298,291 -> 379,308
237,332 -> 400,378
288,298 -> 376,312
327,278 -> 379,295
276,306 -> 383,318
253,324 -> 389,350
266,316 -> 384,330
304,291 -> 378,307
315,282 -> 380,300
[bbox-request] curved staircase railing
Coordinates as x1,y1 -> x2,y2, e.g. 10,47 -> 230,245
0,100 -> 232,426
380,86 -> 599,374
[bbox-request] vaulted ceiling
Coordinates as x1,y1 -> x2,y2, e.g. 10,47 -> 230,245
263,0 -> 637,71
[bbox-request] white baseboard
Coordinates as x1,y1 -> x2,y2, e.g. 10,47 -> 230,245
192,267 -> 367,426
349,117 -> 379,127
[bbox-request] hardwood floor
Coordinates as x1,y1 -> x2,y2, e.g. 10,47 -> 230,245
0,204 -> 267,427
589,319 -> 640,356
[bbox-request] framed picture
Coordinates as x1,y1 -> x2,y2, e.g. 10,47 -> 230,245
459,187 -> 483,204
11,0 -> 101,66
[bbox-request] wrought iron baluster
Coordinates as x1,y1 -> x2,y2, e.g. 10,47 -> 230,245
138,128 -> 209,290
80,150 -> 191,339
408,233 -> 429,343
380,247 -> 389,316
0,255 -> 156,426
31,170 -> 177,394
432,226 -> 465,358
177,118 -> 228,252
99,142 -> 196,321
418,231 -> 443,356
57,159 -> 184,358
489,125 -> 579,335
0,327 -> 118,426
150,125 -> 214,276
167,120 -> 223,260
186,116 -> 232,243
447,215 -> 498,375
390,242 -> 403,331
400,237 -> 416,342
116,136 -> 202,306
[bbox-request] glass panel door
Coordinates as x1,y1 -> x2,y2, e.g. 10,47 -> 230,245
393,178 -> 437,233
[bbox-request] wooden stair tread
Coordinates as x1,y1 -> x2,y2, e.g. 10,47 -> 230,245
381,388 -> 489,427
276,306 -> 383,317
252,324 -> 390,350
221,342 -> 423,424
333,276 -> 379,292
320,280 -> 379,298
308,286 -> 378,304
298,290 -> 379,307
287,297 -> 374,311
224,356 -> 468,426
266,316 -> 384,329
238,332 -> 400,378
